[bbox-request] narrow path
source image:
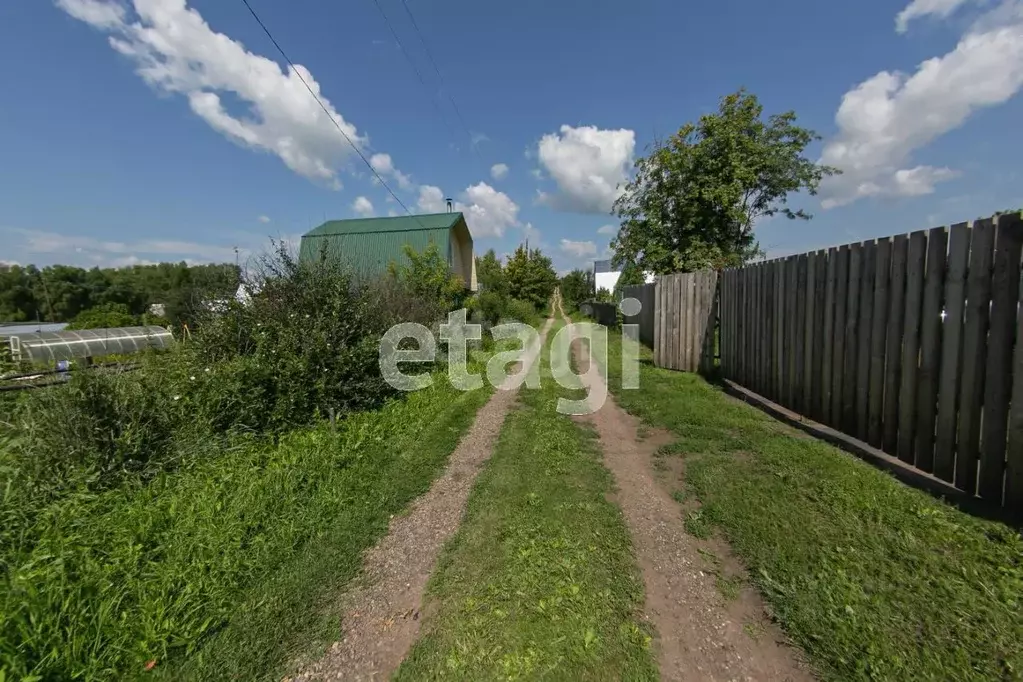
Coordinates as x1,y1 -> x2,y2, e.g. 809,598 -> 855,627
289,317 -> 554,681
560,301 -> 812,682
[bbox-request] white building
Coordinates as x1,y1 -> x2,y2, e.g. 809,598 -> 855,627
593,259 -> 655,294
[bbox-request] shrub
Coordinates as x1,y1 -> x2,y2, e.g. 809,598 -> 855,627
66,302 -> 138,330
475,290 -> 506,326
185,245 -> 446,434
9,363 -> 191,492
502,298 -> 542,327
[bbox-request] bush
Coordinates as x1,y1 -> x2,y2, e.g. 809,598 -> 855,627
502,298 -> 542,327
8,363 -> 198,492
475,290 -> 506,326
185,246 -> 436,434
66,302 -> 138,330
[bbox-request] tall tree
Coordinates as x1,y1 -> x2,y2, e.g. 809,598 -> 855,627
475,249 -> 506,295
613,260 -> 646,297
389,241 -> 466,312
612,89 -> 838,273
504,246 -> 557,311
559,268 -> 593,308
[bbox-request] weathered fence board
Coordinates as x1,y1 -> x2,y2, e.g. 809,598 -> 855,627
916,227 -> 948,472
883,234 -> 908,454
653,270 -> 718,373
934,223 -> 970,482
844,243 -> 862,435
980,219 -> 1023,502
956,219 -> 995,493
831,246 -> 850,428
712,213 -> 1022,515
898,230 -> 927,464
812,250 -> 828,423
867,238 -> 891,448
821,248 -> 838,423
855,240 -> 875,442
620,283 -> 655,348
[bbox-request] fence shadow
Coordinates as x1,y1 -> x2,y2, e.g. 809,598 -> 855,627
720,377 -> 1020,528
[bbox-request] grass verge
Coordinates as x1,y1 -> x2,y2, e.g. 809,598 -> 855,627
599,330 -> 1022,681
1,368 -> 491,681
396,322 -> 657,681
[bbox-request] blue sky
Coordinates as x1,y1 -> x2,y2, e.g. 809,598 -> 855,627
2,0 -> 1022,273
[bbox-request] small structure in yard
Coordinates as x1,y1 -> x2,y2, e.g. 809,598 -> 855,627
299,212 -> 477,290
5,326 -> 173,363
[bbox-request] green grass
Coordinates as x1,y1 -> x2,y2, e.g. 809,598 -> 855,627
599,331 -> 1023,681
396,322 -> 657,681
1,368 -> 492,681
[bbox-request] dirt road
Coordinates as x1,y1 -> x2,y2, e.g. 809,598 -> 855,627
560,298 -> 812,682
289,317 -> 554,681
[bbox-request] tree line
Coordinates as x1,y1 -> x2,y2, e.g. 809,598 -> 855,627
0,262 -> 240,326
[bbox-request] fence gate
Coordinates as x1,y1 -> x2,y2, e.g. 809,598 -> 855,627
654,270 -> 718,372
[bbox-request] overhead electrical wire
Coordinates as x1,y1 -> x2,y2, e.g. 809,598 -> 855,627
396,0 -> 485,163
368,0 -> 459,141
238,0 -> 422,221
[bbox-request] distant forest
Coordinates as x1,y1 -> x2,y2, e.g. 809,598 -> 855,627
0,262 -> 239,325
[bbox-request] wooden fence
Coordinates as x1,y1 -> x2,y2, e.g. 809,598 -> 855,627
580,301 -> 618,328
620,283 -> 655,347
719,212 -> 1023,511
654,270 -> 718,372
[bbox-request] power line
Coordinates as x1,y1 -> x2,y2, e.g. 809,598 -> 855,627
238,0 -> 419,220
369,0 -> 458,141
397,0 -> 485,163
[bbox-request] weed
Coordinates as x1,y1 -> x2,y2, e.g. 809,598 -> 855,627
0,367 -> 491,680
601,330 -> 1023,682
743,621 -> 764,641
684,509 -> 711,539
396,325 -> 657,680
715,574 -> 743,602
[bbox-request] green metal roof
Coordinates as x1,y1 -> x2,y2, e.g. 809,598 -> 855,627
303,212 -> 463,236
299,212 -> 465,277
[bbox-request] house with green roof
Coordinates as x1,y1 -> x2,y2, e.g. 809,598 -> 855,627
298,212 -> 477,290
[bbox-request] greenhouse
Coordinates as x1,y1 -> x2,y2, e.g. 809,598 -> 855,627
5,326 -> 173,362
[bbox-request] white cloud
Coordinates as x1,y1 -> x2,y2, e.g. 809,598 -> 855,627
597,224 -> 617,235
559,239 -> 598,258
258,215 -> 271,224
56,0 -> 126,28
895,0 -> 979,32
523,222 -> 541,242
369,153 -> 413,190
417,185 -> 448,213
530,168 -> 544,180
57,0 -> 374,187
417,182 -> 520,238
352,196 -> 375,218
820,4 -> 1023,208
3,227 -> 245,266
490,163 -> 509,180
536,125 -> 635,213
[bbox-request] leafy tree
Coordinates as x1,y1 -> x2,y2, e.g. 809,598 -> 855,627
613,261 -> 646,298
612,89 -> 839,273
559,269 -> 593,309
66,302 -> 137,330
389,241 -> 466,313
504,246 -> 557,311
595,287 -> 614,304
475,249 -> 506,295
0,261 -> 239,324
